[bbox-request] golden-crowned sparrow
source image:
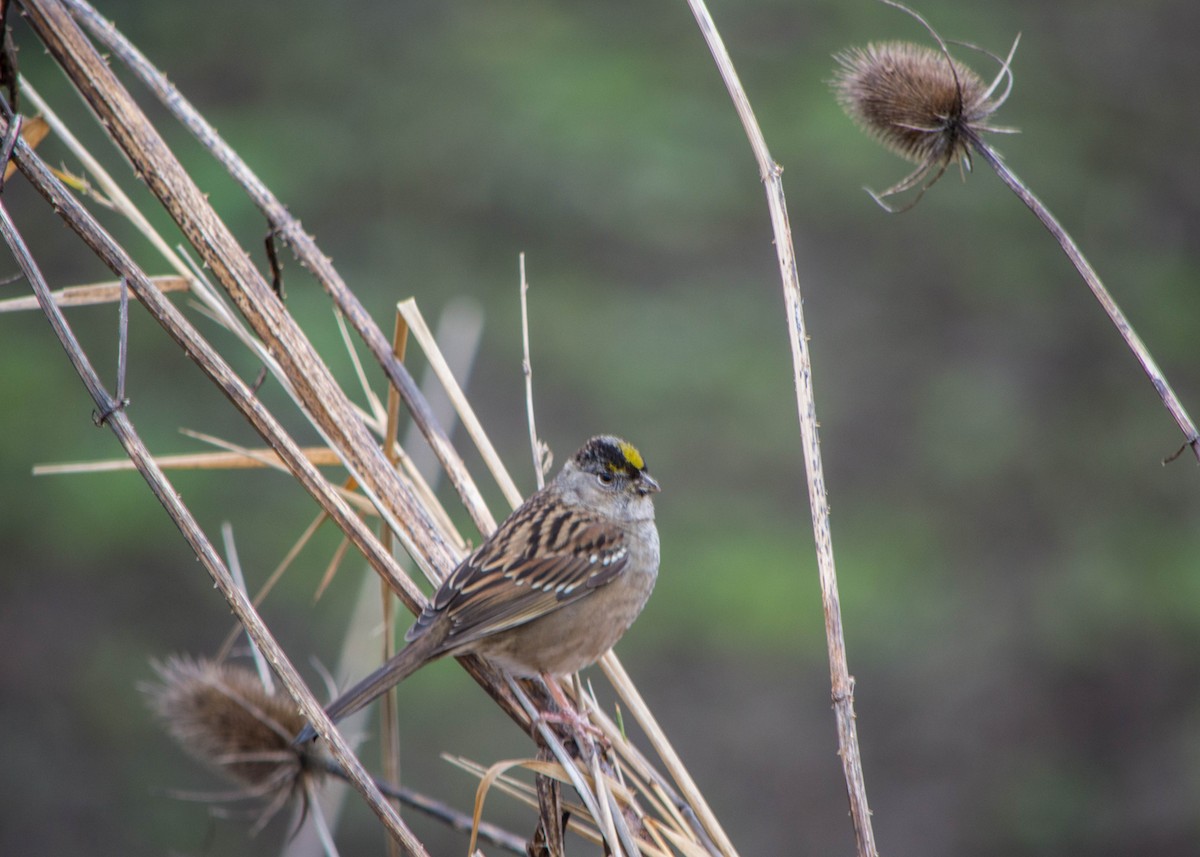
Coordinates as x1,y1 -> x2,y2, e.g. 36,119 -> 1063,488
296,435 -> 660,743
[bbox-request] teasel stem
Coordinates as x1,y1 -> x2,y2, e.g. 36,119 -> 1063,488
966,129 -> 1200,465
305,757 -> 528,855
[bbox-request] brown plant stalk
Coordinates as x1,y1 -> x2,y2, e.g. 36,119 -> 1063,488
0,176 -> 429,855
57,0 -> 497,531
42,3 -> 735,853
11,0 -> 547,739
684,2 -> 878,856
10,1 -> 739,852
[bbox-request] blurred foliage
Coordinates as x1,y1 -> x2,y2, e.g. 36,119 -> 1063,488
2,0 -> 1199,854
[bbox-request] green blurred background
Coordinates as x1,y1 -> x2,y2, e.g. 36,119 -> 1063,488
2,0 -> 1199,854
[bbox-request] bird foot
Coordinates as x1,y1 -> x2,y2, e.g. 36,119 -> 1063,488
537,675 -> 609,753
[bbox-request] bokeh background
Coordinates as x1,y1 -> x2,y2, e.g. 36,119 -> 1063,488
2,0 -> 1199,854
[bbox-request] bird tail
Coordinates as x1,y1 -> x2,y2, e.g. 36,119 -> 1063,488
293,632 -> 443,745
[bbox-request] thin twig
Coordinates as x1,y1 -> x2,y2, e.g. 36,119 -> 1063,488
220,522 -> 274,694
113,275 -> 128,400
94,272 -> 130,426
683,2 -> 877,856
519,253 -> 546,490
968,133 -> 1200,465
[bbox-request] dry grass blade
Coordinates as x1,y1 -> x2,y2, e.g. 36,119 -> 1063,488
20,78 -> 192,282
14,3 -> 745,854
217,509 -> 333,662
469,758 -> 549,856
33,446 -> 341,475
0,274 -> 187,312
313,535 -> 354,602
397,298 -> 520,514
653,823 -> 717,857
600,654 -> 732,854
59,0 -> 495,534
335,307 -> 387,428
446,755 -> 604,846
0,184 -> 428,854
1,114 -> 48,181
0,80 -> 440,839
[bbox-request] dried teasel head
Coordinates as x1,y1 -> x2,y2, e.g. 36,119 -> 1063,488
832,1 -> 1019,210
143,655 -> 319,830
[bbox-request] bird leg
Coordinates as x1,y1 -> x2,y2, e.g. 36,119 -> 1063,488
536,674 -> 609,752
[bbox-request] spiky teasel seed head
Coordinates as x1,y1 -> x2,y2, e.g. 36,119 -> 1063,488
144,655 -> 314,791
833,41 -> 992,168
831,1 -> 1018,210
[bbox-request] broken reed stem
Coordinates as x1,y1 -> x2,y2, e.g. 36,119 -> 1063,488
14,4 -> 538,753
0,195 -> 430,856
59,0 -> 496,535
684,2 -> 878,856
2,108 -> 429,621
0,106 -> 531,851
967,133 -> 1200,464
18,0 -> 468,588
60,0 -> 640,720
17,3 -> 739,852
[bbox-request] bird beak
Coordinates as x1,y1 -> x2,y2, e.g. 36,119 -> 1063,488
638,474 -> 661,495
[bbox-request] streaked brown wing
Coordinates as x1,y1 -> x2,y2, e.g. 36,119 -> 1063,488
406,505 -> 630,650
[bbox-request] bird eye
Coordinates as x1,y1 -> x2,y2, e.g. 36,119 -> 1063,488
596,471 -> 615,486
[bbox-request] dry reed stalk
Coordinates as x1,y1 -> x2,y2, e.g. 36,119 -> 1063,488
0,180 -> 429,854
0,91 -> 449,852
19,0 -> 467,582
685,2 -> 878,856
8,0 -> 742,852
57,0 -> 496,534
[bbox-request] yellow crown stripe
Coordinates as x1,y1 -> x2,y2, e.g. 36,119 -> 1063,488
617,440 -> 644,471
